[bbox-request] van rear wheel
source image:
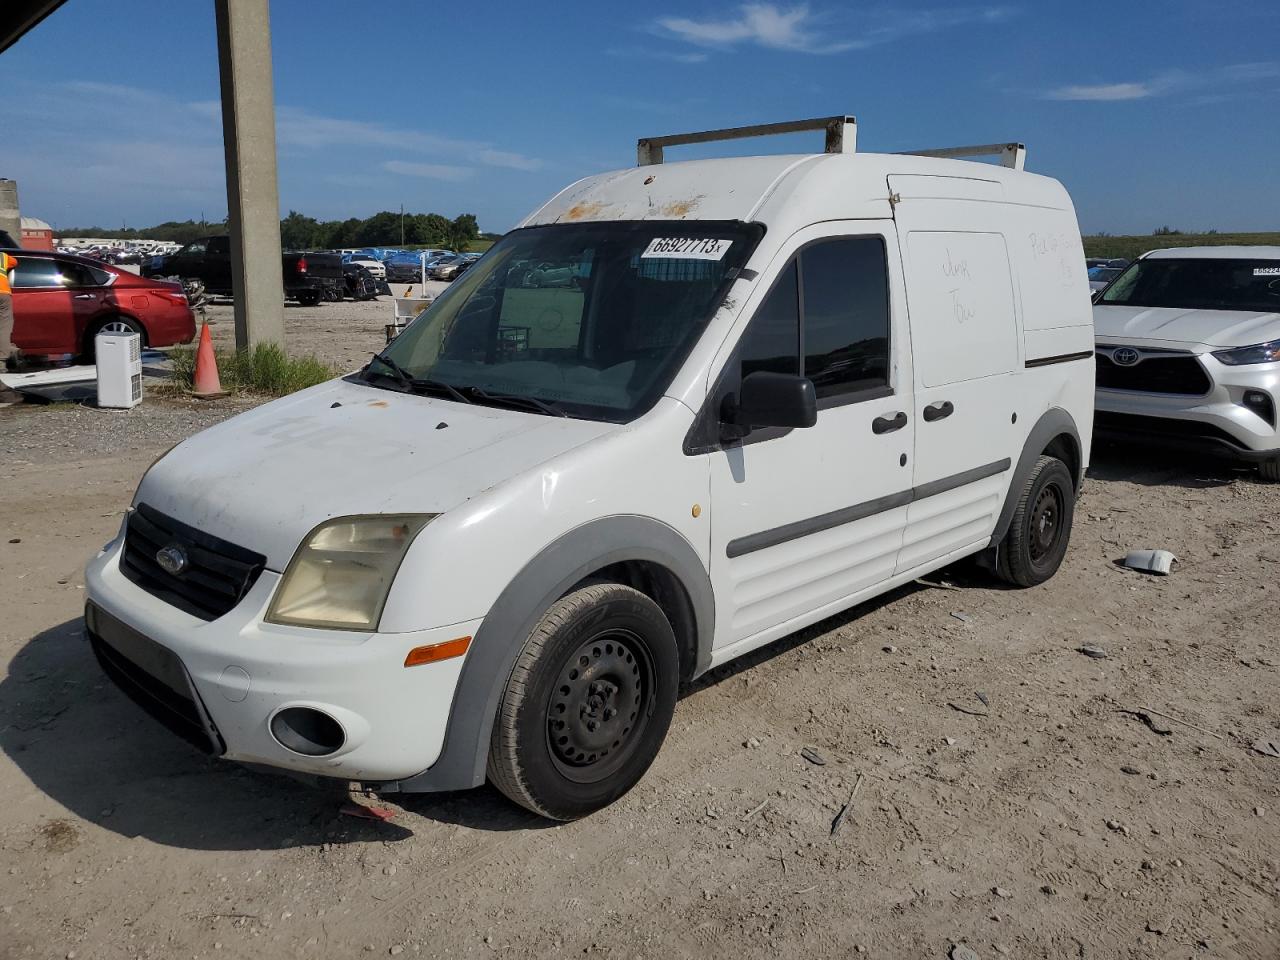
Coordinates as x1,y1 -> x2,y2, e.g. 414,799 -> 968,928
487,582 -> 679,821
996,455 -> 1075,587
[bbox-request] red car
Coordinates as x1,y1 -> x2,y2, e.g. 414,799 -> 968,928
4,250 -> 196,360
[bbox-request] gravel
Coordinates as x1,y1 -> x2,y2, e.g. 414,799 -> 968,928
0,393 -> 261,464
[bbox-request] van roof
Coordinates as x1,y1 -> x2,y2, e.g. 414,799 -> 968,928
1145,246 -> 1280,260
520,152 -> 1072,232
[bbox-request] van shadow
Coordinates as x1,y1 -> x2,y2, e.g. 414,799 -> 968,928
0,619 -> 538,849
1087,438 -> 1251,489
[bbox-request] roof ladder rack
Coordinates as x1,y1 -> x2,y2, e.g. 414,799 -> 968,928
895,142 -> 1026,170
637,115 -> 856,166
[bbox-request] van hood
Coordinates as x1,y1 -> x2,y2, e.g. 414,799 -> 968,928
1094,304 -> 1280,349
135,377 -> 617,569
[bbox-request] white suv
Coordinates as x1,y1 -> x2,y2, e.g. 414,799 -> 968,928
85,117 -> 1094,820
1093,247 -> 1280,480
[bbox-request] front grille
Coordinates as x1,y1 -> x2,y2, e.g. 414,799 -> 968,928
86,603 -> 224,755
1095,352 -> 1211,395
121,503 -> 265,621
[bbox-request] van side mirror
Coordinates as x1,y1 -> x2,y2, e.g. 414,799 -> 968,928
730,371 -> 818,433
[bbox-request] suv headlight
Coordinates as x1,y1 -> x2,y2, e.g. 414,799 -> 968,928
266,515 -> 435,631
1212,339 -> 1280,366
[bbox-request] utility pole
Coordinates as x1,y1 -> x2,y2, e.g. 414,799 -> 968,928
215,0 -> 285,349
400,203 -> 405,246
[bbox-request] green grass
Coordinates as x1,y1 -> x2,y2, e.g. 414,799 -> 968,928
1083,231 -> 1280,263
168,342 -> 337,397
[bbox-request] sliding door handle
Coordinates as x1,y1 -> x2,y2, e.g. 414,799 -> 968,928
872,411 -> 908,435
923,400 -> 954,422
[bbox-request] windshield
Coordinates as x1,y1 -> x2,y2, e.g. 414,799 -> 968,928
371,220 -> 762,421
1101,258 -> 1280,312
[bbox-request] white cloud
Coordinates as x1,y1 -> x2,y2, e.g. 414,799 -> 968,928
1045,81 -> 1160,102
652,3 -> 1013,55
658,4 -> 819,50
606,46 -> 711,64
1044,62 -> 1279,102
475,149 -> 543,172
381,161 -> 473,182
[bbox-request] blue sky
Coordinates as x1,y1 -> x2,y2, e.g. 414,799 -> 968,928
1,0 -> 1277,235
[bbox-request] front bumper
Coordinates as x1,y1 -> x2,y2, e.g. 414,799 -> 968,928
1095,349 -> 1280,459
84,530 -> 481,783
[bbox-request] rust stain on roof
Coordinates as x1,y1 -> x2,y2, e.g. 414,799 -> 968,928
368,400 -> 389,408
660,196 -> 703,218
563,201 -> 609,221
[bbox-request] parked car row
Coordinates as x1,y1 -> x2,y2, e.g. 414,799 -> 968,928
383,250 -> 481,284
145,236 -> 345,305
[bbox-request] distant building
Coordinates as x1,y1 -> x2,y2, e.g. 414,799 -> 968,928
20,216 -> 53,251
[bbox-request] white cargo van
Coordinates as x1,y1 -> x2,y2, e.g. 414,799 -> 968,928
85,117 -> 1095,819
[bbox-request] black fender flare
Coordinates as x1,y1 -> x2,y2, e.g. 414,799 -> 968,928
387,515 -> 714,793
989,407 -> 1083,546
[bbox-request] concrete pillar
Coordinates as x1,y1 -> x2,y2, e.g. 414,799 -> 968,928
214,0 -> 284,349
0,180 -> 19,245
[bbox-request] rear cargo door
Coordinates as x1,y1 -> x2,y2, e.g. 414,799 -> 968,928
888,177 -> 1019,572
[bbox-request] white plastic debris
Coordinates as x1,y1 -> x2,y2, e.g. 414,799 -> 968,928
1123,549 -> 1176,575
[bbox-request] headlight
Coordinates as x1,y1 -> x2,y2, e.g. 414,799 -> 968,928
1212,339 -> 1280,365
266,514 -> 435,631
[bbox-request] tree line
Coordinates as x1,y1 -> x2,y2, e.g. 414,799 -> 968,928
58,210 -> 487,252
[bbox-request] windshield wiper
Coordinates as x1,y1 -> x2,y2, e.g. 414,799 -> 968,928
462,385 -> 568,417
365,354 -> 474,405
410,377 -> 472,404
365,350 -> 414,389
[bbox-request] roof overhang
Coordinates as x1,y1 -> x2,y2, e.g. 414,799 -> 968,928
0,0 -> 68,56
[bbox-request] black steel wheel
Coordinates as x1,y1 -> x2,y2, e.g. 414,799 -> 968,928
996,455 -> 1075,587
487,582 -> 679,820
546,629 -> 655,783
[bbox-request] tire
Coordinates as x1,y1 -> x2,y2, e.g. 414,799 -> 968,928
82,315 -> 145,361
995,455 -> 1075,587
487,582 -> 680,821
1259,457 -> 1280,483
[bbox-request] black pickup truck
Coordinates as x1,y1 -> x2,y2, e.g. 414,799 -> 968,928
144,236 -> 343,305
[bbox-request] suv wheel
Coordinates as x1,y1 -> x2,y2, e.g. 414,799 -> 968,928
1258,457 -> 1280,483
487,582 -> 680,821
996,455 -> 1075,587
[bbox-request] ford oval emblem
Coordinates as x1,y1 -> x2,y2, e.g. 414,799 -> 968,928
1112,347 -> 1141,366
156,543 -> 189,577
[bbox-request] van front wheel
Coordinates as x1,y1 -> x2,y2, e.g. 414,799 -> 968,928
487,582 -> 680,821
996,455 -> 1075,587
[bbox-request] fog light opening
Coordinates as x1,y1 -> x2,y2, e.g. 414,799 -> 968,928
270,707 -> 346,757
1242,390 -> 1276,427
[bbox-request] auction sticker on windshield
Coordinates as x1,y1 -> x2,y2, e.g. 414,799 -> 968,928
641,237 -> 733,260
1254,267 -> 1280,277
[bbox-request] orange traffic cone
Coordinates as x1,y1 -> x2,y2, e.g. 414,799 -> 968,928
192,321 -> 226,398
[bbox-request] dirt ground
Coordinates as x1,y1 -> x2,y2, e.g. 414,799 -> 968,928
0,309 -> 1277,959
200,282 -> 450,372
